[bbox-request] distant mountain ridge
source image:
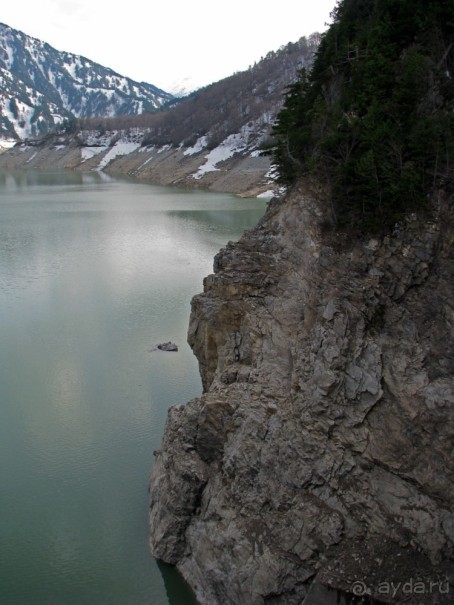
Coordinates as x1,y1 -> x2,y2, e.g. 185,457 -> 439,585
0,22 -> 174,140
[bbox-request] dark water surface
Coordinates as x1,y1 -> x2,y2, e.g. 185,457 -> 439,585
0,170 -> 267,605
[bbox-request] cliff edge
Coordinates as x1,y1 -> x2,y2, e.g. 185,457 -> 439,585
149,183 -> 453,604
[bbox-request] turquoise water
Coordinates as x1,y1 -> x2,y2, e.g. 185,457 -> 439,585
0,170 -> 266,605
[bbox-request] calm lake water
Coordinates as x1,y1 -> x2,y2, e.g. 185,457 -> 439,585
0,169 -> 267,605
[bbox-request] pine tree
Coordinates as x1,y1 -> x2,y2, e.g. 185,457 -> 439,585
271,0 -> 454,233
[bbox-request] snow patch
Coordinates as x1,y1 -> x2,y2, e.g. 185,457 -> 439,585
191,119 -> 271,179
192,133 -> 245,179
80,146 -> 108,162
96,140 -> 141,170
264,164 -> 279,182
0,139 -> 17,150
2,98 -> 35,139
134,154 -> 156,172
2,40 -> 13,69
183,136 -> 208,156
157,144 -> 172,154
257,190 -> 275,198
26,151 -> 37,163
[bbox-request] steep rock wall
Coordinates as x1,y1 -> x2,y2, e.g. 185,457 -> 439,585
149,183 -> 453,604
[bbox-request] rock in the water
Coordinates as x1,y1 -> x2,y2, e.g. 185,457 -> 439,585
149,182 -> 453,605
157,342 -> 178,352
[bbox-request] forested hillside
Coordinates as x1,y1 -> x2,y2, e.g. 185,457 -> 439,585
75,35 -> 320,150
271,0 -> 453,232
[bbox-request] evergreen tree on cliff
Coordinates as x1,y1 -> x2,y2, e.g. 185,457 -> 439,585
272,0 -> 453,232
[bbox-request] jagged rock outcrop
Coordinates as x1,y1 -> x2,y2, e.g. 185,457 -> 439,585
149,182 -> 453,604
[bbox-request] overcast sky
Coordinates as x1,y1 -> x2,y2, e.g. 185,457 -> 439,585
1,0 -> 336,93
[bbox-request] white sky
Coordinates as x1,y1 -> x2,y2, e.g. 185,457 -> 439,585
1,0 -> 336,93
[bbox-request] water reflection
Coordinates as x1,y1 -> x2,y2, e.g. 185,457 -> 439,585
158,561 -> 199,605
0,168 -> 109,189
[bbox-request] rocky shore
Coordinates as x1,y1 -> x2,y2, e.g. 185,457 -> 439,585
149,182 -> 453,604
0,135 -> 274,198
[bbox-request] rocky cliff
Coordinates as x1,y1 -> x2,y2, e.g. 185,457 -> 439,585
149,182 -> 453,604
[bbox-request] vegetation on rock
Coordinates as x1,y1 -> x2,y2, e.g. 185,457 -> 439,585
271,0 -> 453,232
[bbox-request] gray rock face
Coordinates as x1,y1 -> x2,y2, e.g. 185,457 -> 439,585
157,342 -> 178,352
149,183 -> 453,605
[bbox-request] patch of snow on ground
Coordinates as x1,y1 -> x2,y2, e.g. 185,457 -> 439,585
26,152 -> 37,163
134,154 -> 155,172
257,190 -> 275,198
192,133 -> 247,180
63,61 -> 78,81
3,40 -> 13,69
81,147 -> 108,162
183,136 -> 208,156
264,164 -> 279,182
0,139 -> 18,150
157,144 -> 172,154
96,141 -> 141,170
2,99 -> 34,139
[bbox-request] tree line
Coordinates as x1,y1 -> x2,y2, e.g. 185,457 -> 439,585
271,0 -> 453,233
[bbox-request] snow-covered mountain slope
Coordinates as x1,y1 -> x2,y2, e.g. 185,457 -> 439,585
0,22 -> 174,140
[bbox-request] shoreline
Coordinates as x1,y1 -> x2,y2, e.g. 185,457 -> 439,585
0,136 -> 276,199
